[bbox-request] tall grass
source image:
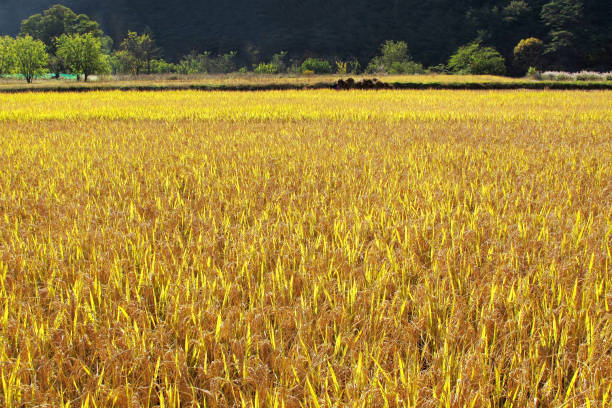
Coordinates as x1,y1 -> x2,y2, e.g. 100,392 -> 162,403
0,90 -> 610,407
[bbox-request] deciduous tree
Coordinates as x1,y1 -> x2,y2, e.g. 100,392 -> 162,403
119,32 -> 161,75
514,37 -> 545,72
0,36 -> 16,75
540,0 -> 584,69
56,33 -> 110,81
20,5 -> 107,77
14,36 -> 48,83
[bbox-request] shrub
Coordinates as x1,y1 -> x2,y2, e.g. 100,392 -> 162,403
388,61 -> 424,74
575,71 -> 604,81
300,58 -> 332,74
427,64 -> 448,74
348,58 -> 361,74
334,59 -> 361,74
526,66 -> 541,79
539,71 -> 612,81
149,59 -> 177,74
448,43 -> 506,75
254,62 -> 279,74
176,51 -> 237,74
254,52 -> 287,74
176,53 -> 200,74
270,52 -> 287,72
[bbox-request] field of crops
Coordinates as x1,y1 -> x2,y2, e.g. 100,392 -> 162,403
0,90 -> 610,407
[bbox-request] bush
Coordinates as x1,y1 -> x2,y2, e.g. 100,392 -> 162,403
526,67 -> 542,79
427,64 -> 448,74
254,51 -> 287,74
539,71 -> 612,81
176,53 -> 200,75
149,59 -> 177,74
448,43 -> 506,75
177,51 -> 237,74
270,52 -> 287,72
388,61 -> 424,74
300,58 -> 332,74
348,58 -> 361,74
254,62 -> 279,74
575,71 -> 603,81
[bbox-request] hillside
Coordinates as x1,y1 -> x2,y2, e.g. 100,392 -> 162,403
1,0 -> 611,70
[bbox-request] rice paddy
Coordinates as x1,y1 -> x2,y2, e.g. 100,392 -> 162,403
0,90 -> 610,407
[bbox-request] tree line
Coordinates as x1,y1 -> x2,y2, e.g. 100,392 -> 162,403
0,3 -> 609,82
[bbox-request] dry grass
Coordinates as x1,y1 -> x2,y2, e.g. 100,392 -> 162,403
0,90 -> 610,407
0,73 -> 527,89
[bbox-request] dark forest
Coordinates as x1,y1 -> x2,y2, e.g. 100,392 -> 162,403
1,0 -> 611,71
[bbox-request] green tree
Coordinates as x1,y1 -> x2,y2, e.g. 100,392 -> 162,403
20,4 -> 103,54
502,1 -> 531,23
20,4 -> 107,77
56,33 -> 110,81
0,36 -> 16,76
513,37 -> 545,72
540,0 -> 583,68
367,40 -> 424,74
119,31 -> 161,75
110,50 -> 135,74
13,36 -> 48,83
541,0 -> 583,29
448,43 -> 506,75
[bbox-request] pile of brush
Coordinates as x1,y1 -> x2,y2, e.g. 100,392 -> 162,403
335,78 -> 393,89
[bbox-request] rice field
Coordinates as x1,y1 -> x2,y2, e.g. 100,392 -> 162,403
0,90 -> 610,407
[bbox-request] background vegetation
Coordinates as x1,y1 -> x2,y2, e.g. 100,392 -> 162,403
0,0 -> 611,77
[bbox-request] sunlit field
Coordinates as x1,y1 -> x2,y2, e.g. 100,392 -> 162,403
0,90 -> 610,407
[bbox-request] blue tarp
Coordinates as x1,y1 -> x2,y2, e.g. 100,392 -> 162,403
1,73 -> 78,80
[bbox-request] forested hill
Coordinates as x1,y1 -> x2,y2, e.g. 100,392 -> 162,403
1,0 -> 611,70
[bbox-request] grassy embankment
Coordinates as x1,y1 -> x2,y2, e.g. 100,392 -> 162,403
1,73 -> 611,92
